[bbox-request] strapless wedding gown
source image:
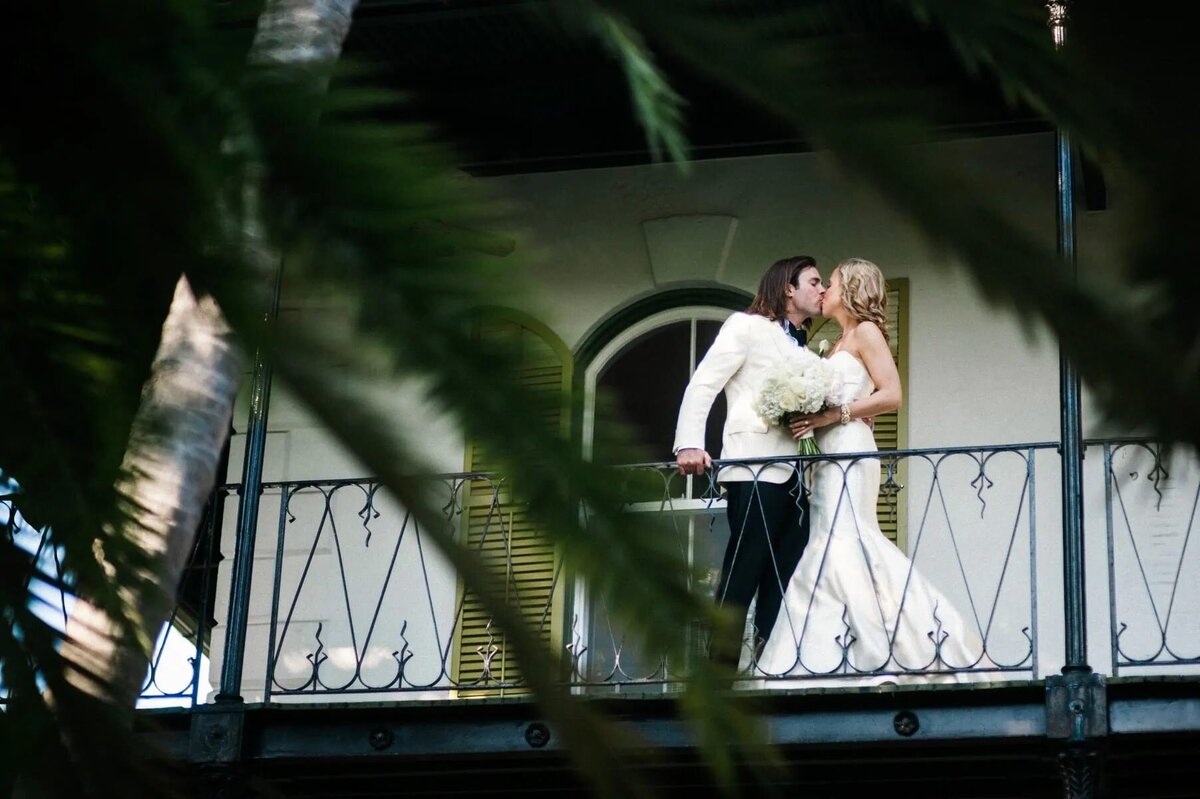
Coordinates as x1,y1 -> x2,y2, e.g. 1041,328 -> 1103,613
757,351 -> 985,685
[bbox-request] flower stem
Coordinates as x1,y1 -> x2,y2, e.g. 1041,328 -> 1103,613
797,435 -> 821,456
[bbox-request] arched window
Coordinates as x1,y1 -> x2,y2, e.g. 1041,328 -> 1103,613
574,291 -> 748,690
583,307 -> 736,464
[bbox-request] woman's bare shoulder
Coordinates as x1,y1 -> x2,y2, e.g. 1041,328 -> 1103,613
855,320 -> 885,340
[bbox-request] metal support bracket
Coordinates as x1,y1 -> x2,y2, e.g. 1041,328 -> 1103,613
1047,671 -> 1107,799
189,701 -> 247,764
1046,671 -> 1107,740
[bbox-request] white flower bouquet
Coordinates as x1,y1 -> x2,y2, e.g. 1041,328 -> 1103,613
754,354 -> 844,455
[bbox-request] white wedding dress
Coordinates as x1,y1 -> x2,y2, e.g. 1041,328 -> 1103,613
757,351 -> 986,686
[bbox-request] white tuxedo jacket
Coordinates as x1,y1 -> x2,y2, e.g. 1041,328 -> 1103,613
673,312 -> 815,484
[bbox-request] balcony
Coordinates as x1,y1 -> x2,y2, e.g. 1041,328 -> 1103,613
7,437 -> 1195,795
117,437 -> 1200,708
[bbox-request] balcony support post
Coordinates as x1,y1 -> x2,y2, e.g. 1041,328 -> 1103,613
1051,2 -> 1086,675
215,262 -> 283,703
1044,4 -> 1107,797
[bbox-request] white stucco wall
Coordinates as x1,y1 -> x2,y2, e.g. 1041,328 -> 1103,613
225,131 -> 1088,481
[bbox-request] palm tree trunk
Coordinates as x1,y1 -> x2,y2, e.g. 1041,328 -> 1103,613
249,0 -> 357,68
59,277 -> 241,708
58,0 -> 361,711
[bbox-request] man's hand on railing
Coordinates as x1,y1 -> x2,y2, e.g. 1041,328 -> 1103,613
676,447 -> 713,476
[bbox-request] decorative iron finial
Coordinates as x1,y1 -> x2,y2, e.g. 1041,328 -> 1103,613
1047,1 -> 1070,49
564,614 -> 589,681
476,619 -> 499,682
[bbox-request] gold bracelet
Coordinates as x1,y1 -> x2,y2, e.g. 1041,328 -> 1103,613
840,403 -> 851,425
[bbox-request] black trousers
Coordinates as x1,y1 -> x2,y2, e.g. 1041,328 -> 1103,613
711,471 -> 809,669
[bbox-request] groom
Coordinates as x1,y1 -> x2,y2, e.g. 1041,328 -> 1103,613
674,255 -> 825,671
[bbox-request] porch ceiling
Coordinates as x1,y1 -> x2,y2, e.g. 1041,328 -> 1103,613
219,0 -> 1047,175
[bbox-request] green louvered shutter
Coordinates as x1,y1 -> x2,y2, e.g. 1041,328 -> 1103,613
807,279 -> 909,548
452,320 -> 569,697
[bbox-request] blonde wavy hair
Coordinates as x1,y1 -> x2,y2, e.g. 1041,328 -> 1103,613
834,258 -> 889,344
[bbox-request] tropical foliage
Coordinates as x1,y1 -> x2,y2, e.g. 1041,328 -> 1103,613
2,0 -> 1197,796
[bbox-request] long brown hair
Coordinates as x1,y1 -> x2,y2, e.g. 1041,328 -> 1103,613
746,255 -> 817,322
835,258 -> 890,344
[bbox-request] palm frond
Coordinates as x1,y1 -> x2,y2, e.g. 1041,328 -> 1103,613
212,65 -> 776,790
3,2 -> 772,796
1,3 -> 250,792
547,1 -> 690,164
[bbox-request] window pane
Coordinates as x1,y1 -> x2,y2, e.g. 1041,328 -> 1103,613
596,321 -> 691,464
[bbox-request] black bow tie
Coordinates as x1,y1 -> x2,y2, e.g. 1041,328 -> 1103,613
788,324 -> 807,347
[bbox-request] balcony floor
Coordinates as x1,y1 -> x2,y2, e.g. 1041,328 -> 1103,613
140,676 -> 1200,797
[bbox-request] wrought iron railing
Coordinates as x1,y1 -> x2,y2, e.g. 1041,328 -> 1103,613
1098,440 -> 1200,675
183,442 -> 1055,702
6,438 -> 1197,709
1,484 -> 231,709
580,444 -> 1045,691
136,486 -> 232,707
2,488 -> 66,708
259,475 -> 484,697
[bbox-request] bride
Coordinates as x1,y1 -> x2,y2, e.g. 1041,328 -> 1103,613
756,258 -> 985,685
